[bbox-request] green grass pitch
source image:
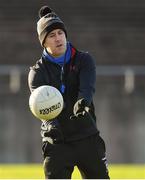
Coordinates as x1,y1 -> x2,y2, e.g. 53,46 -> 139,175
0,164 -> 145,179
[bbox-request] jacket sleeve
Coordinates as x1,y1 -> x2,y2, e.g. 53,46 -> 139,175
28,67 -> 46,92
78,52 -> 96,105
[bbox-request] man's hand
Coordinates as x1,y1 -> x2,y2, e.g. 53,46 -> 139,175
41,122 -> 63,144
73,98 -> 89,116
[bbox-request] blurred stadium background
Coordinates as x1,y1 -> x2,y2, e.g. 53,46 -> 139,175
0,0 -> 145,178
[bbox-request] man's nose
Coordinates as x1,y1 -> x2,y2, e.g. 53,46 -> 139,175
55,34 -> 61,41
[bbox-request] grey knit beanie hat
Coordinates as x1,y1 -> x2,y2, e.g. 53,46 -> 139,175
37,6 -> 67,46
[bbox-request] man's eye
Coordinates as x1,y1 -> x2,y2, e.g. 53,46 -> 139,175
59,31 -> 63,35
49,34 -> 55,38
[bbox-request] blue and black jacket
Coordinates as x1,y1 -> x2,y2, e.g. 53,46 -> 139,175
28,44 -> 99,143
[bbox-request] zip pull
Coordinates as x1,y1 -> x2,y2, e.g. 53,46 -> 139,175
60,66 -> 65,94
60,84 -> 65,94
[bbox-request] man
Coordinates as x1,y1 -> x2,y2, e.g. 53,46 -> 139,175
28,6 -> 109,179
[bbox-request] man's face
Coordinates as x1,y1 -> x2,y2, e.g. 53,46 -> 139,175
44,29 -> 67,57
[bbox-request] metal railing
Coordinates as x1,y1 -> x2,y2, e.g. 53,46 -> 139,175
0,65 -> 145,93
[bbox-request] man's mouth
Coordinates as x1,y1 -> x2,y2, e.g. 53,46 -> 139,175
56,44 -> 63,48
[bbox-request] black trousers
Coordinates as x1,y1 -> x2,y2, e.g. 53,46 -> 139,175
43,134 -> 110,179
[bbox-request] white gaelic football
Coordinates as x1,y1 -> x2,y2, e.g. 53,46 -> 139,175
29,85 -> 64,120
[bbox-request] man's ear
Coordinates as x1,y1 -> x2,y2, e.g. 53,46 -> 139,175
43,39 -> 46,47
